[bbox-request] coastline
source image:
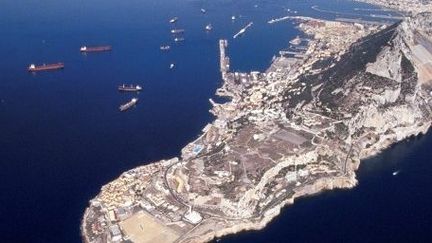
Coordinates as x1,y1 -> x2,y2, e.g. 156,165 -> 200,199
81,11 -> 432,243
82,121 -> 430,243
81,120 -> 429,243
191,122 -> 431,243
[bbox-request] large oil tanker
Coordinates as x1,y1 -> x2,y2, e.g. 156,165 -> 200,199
80,45 -> 112,53
118,84 -> 142,92
119,98 -> 138,112
171,29 -> 185,34
174,37 -> 185,42
28,63 -> 64,72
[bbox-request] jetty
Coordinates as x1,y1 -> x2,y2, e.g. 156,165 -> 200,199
233,22 -> 253,39
219,39 -> 230,75
268,16 -> 290,24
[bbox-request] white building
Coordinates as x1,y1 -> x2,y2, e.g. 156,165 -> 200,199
109,225 -> 122,242
183,207 -> 203,224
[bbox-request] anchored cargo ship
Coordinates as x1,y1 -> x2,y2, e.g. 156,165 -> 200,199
28,63 -> 64,72
119,98 -> 138,112
171,29 -> 185,34
80,45 -> 112,53
118,84 -> 142,92
160,45 -> 171,51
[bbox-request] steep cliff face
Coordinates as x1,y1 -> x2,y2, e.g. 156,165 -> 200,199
314,13 -> 432,158
365,45 -> 402,84
296,14 -> 432,135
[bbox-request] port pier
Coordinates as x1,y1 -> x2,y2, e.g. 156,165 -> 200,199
219,40 -> 230,77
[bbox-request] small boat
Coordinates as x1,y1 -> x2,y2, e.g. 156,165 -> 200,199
118,84 -> 142,92
174,37 -> 185,42
80,45 -> 112,53
119,98 -> 138,112
169,17 -> 178,23
160,45 -> 171,51
170,63 -> 175,69
392,170 -> 400,176
171,29 -> 185,34
231,15 -> 236,20
28,63 -> 64,72
201,8 -> 206,14
205,24 -> 213,31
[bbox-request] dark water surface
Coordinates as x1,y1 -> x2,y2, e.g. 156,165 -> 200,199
0,0 -> 429,242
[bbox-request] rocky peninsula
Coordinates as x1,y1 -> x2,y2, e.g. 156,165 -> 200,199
81,11 -> 432,243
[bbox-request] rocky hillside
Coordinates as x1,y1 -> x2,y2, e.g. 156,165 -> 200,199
290,13 -> 432,146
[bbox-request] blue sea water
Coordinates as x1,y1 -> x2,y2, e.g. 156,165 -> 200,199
0,0 -> 429,242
